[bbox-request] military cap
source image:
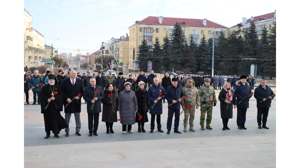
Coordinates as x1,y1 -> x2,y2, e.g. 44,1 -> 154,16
98,71 -> 101,74
58,70 -> 62,73
172,78 -> 178,82
186,79 -> 193,83
87,70 -> 91,73
109,72 -> 112,74
204,78 -> 211,82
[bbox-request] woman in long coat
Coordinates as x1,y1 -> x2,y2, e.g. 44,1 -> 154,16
101,83 -> 118,134
118,82 -> 138,134
218,82 -> 237,130
135,81 -> 149,132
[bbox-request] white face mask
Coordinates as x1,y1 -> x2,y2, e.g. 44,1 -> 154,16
49,82 -> 55,86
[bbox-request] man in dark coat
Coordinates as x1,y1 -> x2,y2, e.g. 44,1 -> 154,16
40,74 -> 68,139
231,76 -> 237,88
96,71 -> 105,88
136,71 -> 147,86
147,77 -> 165,133
83,71 -> 92,88
61,70 -> 85,136
219,76 -> 225,89
246,75 -> 252,90
165,78 -> 185,134
254,79 -> 274,129
24,71 -> 30,104
81,73 -> 86,80
251,77 -> 256,90
30,70 -> 43,105
147,70 -> 156,87
83,78 -> 104,136
116,72 -> 125,94
57,71 -> 67,88
234,75 -> 252,130
161,72 -> 171,103
227,76 -> 231,84
177,74 -> 184,87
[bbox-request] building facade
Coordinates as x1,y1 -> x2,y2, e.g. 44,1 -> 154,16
128,16 -> 228,70
24,9 -> 45,68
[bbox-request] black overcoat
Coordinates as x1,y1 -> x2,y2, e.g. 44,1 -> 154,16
218,88 -> 237,119
135,88 -> 149,123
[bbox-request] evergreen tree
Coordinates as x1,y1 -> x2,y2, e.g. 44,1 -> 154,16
197,35 -> 210,73
151,38 -> 163,72
182,42 -> 196,73
162,34 -> 171,72
257,26 -> 269,76
137,37 -> 149,71
169,22 -> 186,71
265,22 -> 276,77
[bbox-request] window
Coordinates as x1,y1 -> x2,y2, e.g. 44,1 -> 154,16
201,30 -> 204,35
139,27 -> 143,32
268,25 -> 271,30
156,37 -> 159,41
144,27 -> 153,32
145,36 -> 152,41
192,30 -> 197,34
164,28 -> 167,33
156,28 -> 159,33
186,29 -> 189,34
139,36 -> 142,41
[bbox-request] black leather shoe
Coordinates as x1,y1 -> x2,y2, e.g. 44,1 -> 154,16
174,130 -> 181,134
93,132 -> 98,136
242,127 -> 247,130
238,126 -> 242,130
110,129 -> 114,134
65,132 -> 69,137
167,130 -> 170,134
222,128 -> 226,131
158,129 -> 164,133
75,132 -> 81,136
32,103 -> 36,105
44,134 -> 50,139
150,130 -> 153,133
258,125 -> 262,129
141,128 -> 146,133
226,127 -> 230,130
89,132 -> 92,136
26,102 -> 29,105
54,134 -> 59,138
262,126 -> 269,129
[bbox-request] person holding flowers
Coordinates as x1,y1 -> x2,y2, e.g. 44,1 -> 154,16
147,77 -> 165,133
135,81 -> 149,132
181,78 -> 200,132
234,75 -> 252,130
254,79 -> 275,129
61,70 -> 85,137
118,82 -> 138,134
116,72 -> 125,94
83,78 -> 104,136
218,82 -> 237,130
165,77 -> 185,134
198,78 -> 217,130
40,74 -> 68,139
29,70 -> 43,105
101,83 -> 118,134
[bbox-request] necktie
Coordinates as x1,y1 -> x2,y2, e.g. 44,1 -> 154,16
72,80 -> 74,86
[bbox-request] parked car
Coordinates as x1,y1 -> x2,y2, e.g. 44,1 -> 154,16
105,70 -> 116,76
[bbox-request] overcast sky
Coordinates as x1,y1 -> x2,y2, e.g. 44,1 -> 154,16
24,0 -> 276,56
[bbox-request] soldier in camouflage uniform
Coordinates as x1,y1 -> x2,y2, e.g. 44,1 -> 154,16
186,74 -> 195,86
198,78 -> 217,130
105,72 -> 116,87
181,79 -> 200,132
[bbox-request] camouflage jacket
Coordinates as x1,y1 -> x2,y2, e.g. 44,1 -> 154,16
198,84 -> 217,107
181,85 -> 200,107
185,77 -> 195,86
105,77 -> 116,87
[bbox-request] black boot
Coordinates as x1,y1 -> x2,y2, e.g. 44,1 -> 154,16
44,133 -> 50,139
106,123 -> 110,134
138,123 -> 141,133
89,131 -> 92,136
110,123 -> 114,134
141,123 -> 146,133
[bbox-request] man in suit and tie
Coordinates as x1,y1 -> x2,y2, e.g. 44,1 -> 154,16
61,70 -> 85,137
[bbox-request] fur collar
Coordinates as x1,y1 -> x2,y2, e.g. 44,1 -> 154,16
235,80 -> 249,86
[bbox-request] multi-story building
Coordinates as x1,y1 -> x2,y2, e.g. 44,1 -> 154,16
128,16 -> 228,70
229,10 -> 276,39
24,9 -> 45,67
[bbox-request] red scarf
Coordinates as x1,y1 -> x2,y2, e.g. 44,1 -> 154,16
223,86 -> 233,102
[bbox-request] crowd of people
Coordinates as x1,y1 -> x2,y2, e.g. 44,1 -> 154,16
24,69 -> 274,139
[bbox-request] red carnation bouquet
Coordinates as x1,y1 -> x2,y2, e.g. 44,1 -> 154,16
226,93 -> 232,110
90,90 -> 99,111
260,93 -> 276,103
45,91 -> 58,110
180,104 -> 190,115
65,93 -> 82,108
136,112 -> 143,120
238,91 -> 253,104
26,78 -> 29,81
151,92 -> 163,109
37,83 -> 42,87
118,84 -> 121,87
169,96 -> 187,106
108,93 -> 115,112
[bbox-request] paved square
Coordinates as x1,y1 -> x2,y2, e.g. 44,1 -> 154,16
24,89 -> 276,168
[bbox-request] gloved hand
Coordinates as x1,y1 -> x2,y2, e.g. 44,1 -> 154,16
202,101 -> 207,104
214,102 -> 217,106
109,101 -> 113,105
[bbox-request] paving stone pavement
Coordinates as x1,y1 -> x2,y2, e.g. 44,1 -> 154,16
24,88 -> 276,168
